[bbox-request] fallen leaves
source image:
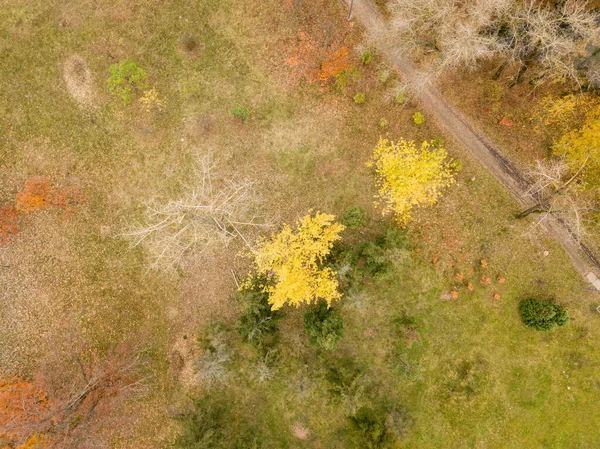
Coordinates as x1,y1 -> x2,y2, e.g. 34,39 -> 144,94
0,206 -> 18,246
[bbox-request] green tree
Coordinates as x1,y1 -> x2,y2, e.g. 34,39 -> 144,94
303,300 -> 344,350
519,298 -> 569,331
106,60 -> 148,105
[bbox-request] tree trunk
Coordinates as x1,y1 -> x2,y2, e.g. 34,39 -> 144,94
516,202 -> 548,218
509,62 -> 529,88
491,60 -> 508,81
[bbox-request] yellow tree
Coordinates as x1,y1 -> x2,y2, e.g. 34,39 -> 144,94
244,212 -> 344,310
368,138 -> 458,225
553,104 -> 600,183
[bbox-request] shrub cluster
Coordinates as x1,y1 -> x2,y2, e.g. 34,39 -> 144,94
303,300 -> 344,351
237,281 -> 282,345
519,298 -> 569,331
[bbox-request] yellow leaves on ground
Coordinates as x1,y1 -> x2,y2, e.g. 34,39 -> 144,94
368,138 -> 458,225
245,212 -> 344,310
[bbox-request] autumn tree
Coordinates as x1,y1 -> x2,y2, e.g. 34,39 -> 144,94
553,103 -> 600,182
0,346 -> 147,449
244,212 -> 345,310
519,103 -> 600,241
368,138 -> 458,225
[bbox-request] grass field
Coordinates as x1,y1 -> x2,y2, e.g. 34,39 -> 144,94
1,0 -> 600,447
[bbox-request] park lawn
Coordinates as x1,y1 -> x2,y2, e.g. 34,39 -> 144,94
1,0 -> 600,447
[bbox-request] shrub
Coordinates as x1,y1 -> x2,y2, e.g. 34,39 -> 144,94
347,407 -> 394,449
378,71 -> 390,84
196,323 -> 232,386
394,92 -> 405,104
303,300 -> 344,350
519,298 -> 569,331
342,206 -> 367,227
174,397 -> 262,449
231,106 -> 252,124
237,281 -> 282,345
106,61 -> 148,105
354,93 -> 366,104
361,49 -> 372,65
357,228 -> 410,280
336,68 -> 362,93
412,112 -> 424,125
379,118 -> 389,130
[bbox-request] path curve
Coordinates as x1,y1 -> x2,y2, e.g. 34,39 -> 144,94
344,0 -> 600,289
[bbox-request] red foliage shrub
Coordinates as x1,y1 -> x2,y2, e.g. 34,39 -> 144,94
0,206 -> 18,246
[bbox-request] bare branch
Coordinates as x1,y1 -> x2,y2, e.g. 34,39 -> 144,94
117,155 -> 265,271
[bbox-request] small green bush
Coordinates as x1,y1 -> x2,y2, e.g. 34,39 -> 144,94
342,206 -> 367,227
347,407 -> 394,449
231,106 -> 252,124
412,111 -> 424,125
174,397 -> 262,449
394,92 -> 405,104
519,298 -> 569,331
354,93 -> 366,104
357,228 -> 410,280
106,60 -> 148,105
237,282 -> 282,344
361,49 -> 372,65
336,68 -> 362,93
303,300 -> 344,350
378,71 -> 390,84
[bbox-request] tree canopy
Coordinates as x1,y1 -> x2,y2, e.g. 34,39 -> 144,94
368,138 -> 458,225
244,212 -> 344,310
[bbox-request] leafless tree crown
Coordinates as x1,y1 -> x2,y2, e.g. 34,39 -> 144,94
119,156 -> 263,272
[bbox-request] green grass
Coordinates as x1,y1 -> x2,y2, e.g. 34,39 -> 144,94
1,0 -> 600,447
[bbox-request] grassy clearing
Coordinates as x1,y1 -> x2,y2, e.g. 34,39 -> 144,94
1,0 -> 600,447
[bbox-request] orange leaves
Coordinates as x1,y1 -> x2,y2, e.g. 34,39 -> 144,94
0,206 -> 18,246
445,257 -> 507,300
0,374 -> 50,442
15,177 -> 84,217
498,118 -> 514,127
15,177 -> 52,213
285,30 -> 353,83
0,177 -> 84,246
318,47 -> 351,81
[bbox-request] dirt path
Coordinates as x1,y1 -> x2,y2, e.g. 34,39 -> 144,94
344,0 -> 600,289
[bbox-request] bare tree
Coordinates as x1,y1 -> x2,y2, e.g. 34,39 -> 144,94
518,156 -> 597,243
389,0 -> 600,85
119,156 -> 264,272
0,345 -> 149,449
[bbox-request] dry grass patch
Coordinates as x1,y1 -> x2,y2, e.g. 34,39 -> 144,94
63,54 -> 95,107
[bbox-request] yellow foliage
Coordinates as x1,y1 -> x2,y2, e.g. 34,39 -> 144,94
139,87 -> 165,111
367,138 -> 458,225
244,212 -> 344,310
554,104 -> 600,182
532,93 -> 599,130
15,434 -> 50,449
